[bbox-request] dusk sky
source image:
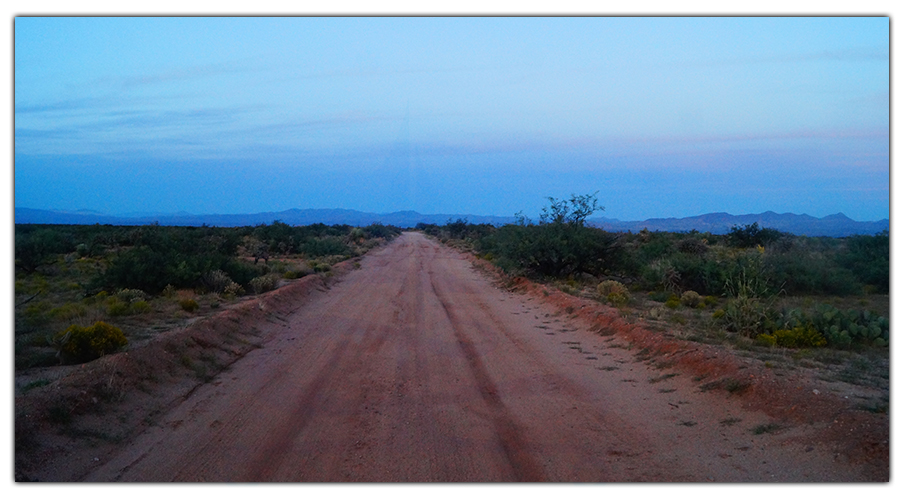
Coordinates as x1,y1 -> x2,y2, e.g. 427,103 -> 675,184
14,15 -> 889,222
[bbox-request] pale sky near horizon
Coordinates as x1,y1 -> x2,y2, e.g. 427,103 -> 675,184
14,15 -> 889,221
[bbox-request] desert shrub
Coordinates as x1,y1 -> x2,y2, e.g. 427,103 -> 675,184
664,296 -> 681,309
53,321 -> 127,364
835,232 -> 889,294
131,300 -> 152,314
347,227 -> 366,242
301,236 -> 350,258
666,253 -> 725,296
444,218 -> 470,239
480,222 -> 617,278
677,237 -> 708,255
723,253 -> 777,300
720,295 -> 774,337
641,259 -> 682,294
727,223 -> 783,248
223,282 -> 245,297
309,261 -> 332,273
680,290 -> 702,308
48,303 -> 87,321
286,262 -> 314,279
771,326 -> 827,348
75,243 -> 90,257
116,288 -> 148,303
21,302 -> 51,327
476,193 -> 619,278
363,223 -> 401,240
106,298 -> 132,317
597,280 -> 630,307
607,292 -> 630,308
647,306 -> 665,320
93,246 -> 176,295
179,299 -> 199,312
15,227 -> 74,273
201,269 -> 234,293
93,229 -> 263,295
755,333 -> 778,347
765,251 -> 862,296
597,280 -> 628,296
249,274 -> 279,294
220,259 -> 261,288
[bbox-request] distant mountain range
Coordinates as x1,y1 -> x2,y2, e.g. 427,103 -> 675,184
15,207 -> 889,237
589,211 -> 888,237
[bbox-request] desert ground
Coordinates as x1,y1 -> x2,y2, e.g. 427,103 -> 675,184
16,232 -> 888,482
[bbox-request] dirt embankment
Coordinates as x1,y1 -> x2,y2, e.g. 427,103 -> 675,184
15,258 -> 359,481
465,257 -> 889,479
15,232 -> 888,482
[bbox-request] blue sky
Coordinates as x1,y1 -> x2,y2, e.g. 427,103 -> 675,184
14,16 -> 889,221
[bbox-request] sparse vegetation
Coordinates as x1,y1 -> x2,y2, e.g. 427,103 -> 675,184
14,222 -> 401,371
53,321 -> 128,364
423,196 -> 887,353
418,198 -> 887,413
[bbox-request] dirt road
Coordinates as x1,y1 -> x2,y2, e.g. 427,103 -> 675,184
83,232 -> 875,481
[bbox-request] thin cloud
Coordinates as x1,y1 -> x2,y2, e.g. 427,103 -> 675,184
115,60 -> 259,89
16,96 -> 113,114
681,47 -> 887,68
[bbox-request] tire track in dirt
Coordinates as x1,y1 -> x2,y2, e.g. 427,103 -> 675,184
428,274 -> 545,481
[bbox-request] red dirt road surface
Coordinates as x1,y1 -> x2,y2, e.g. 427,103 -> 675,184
80,232 -> 884,481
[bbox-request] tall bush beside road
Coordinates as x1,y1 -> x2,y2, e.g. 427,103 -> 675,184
478,193 -> 619,278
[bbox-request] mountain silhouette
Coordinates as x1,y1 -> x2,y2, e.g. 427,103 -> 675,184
14,207 -> 888,237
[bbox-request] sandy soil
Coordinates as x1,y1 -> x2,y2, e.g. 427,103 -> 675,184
16,232 -> 888,482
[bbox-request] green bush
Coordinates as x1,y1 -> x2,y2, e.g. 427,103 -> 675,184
480,222 -> 617,278
53,321 -> 127,364
107,299 -> 132,317
309,261 -> 332,273
249,274 -> 279,294
179,299 -> 199,312
727,222 -> 783,248
15,227 -> 74,273
116,288 -> 148,303
49,303 -> 87,321
597,280 -> 628,297
836,232 -> 889,294
765,251 -> 862,296
201,269 -> 234,293
720,295 -> 773,337
283,264 -> 313,279
607,292 -> 630,307
131,300 -> 152,314
476,193 -> 618,278
302,236 -> 350,258
755,333 -> 778,347
766,326 -> 827,348
680,290 -> 702,308
223,282 -> 245,297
